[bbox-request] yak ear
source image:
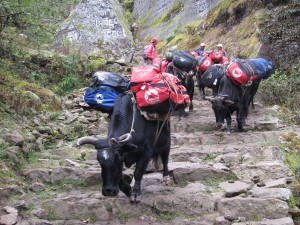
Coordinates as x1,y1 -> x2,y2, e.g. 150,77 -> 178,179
109,138 -> 118,145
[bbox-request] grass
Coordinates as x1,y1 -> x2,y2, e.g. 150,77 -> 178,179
176,181 -> 189,188
279,132 -> 300,222
116,210 -> 131,223
155,210 -> 181,221
203,153 -> 218,161
280,133 -> 300,183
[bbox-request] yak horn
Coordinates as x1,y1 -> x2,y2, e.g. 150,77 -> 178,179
118,133 -> 132,143
77,136 -> 99,146
203,96 -> 215,102
219,94 -> 228,99
224,99 -> 235,105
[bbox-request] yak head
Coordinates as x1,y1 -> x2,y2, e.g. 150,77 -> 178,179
77,133 -> 136,197
204,95 -> 234,128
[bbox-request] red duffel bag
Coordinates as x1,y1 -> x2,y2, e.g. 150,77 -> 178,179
225,61 -> 257,86
195,56 -> 214,72
130,66 -> 190,113
209,51 -> 223,63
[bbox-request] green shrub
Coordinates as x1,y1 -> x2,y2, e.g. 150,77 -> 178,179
259,68 -> 300,124
54,76 -> 80,95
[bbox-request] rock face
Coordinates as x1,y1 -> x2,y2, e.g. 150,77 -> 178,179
133,0 -> 222,39
55,0 -> 134,61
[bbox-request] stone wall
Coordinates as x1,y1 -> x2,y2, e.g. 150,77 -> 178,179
133,0 -> 221,41
55,0 -> 134,62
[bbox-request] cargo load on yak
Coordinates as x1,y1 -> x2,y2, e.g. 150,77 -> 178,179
225,60 -> 257,86
208,51 -> 223,64
130,66 -> 190,114
84,71 -> 130,113
225,58 -> 274,86
195,55 -> 214,73
172,51 -> 197,72
152,57 -> 170,73
201,65 -> 224,90
249,58 -> 274,80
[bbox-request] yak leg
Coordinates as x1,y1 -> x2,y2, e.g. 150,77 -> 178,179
236,109 -> 245,132
225,112 -> 232,135
119,176 -> 132,197
188,76 -> 194,111
161,149 -> 171,185
130,157 -> 151,203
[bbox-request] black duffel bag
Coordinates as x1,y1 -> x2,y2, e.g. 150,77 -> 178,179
172,51 -> 197,72
201,65 -> 224,88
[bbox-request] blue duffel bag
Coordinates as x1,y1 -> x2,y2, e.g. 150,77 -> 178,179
84,71 -> 129,114
250,58 -> 274,80
84,85 -> 120,113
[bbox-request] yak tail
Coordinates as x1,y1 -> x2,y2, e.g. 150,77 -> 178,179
152,156 -> 162,172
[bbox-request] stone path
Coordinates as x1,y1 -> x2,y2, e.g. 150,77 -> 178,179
0,88 -> 298,225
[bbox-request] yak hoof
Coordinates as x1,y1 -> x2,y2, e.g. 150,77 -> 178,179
130,194 -> 141,203
226,130 -> 232,135
163,175 -> 172,186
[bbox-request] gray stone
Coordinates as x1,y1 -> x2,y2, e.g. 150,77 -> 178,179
63,159 -> 81,168
142,172 -> 165,187
254,119 -> 278,131
4,146 -> 23,164
265,178 -> 290,188
217,197 -> 289,220
83,170 -> 102,186
170,162 -> 228,184
29,182 -> 46,192
78,116 -> 89,124
0,186 -> 24,199
174,182 -> 206,195
37,126 -> 53,134
213,163 -> 230,171
231,217 -> 294,225
250,188 -> 293,201
218,181 -> 251,197
25,169 -> 52,183
31,130 -> 41,138
0,213 -> 18,225
50,167 -> 84,184
4,206 -> 18,214
215,152 -> 239,166
42,198 -> 109,220
233,161 -> 290,181
214,216 -> 231,225
86,116 -> 98,122
11,200 -> 28,211
143,184 -> 174,194
1,130 -> 24,147
82,111 -> 93,117
23,133 -> 37,143
144,192 -> 215,216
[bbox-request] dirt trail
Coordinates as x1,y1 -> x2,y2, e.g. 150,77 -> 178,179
4,87 -> 295,225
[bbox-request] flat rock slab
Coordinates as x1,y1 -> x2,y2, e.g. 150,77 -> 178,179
250,187 -> 293,201
169,162 -> 229,184
217,197 -> 289,220
233,161 -> 291,181
219,181 -> 251,197
232,217 -> 294,225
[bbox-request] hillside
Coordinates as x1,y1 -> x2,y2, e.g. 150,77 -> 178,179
134,0 -> 299,70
